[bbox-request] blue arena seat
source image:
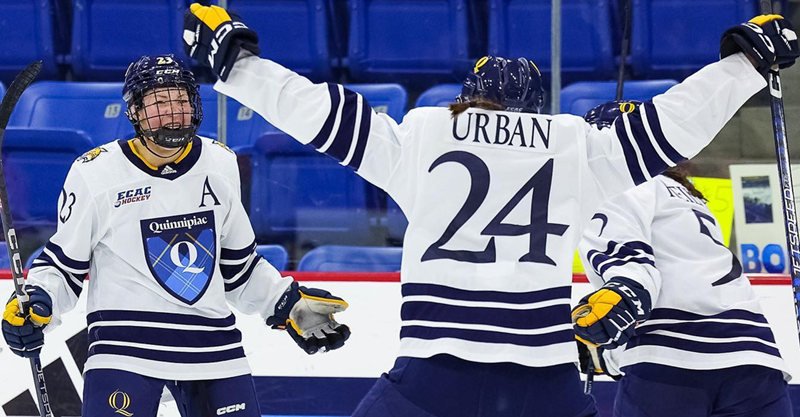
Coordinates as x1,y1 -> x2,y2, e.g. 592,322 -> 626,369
560,80 -> 678,116
347,0 -> 470,83
297,245 -> 402,271
346,84 -> 408,122
25,244 -> 44,270
8,82 -> 134,145
71,0 -> 188,80
223,0 -> 334,81
0,82 -> 5,99
0,242 -> 10,270
415,84 -> 462,108
630,0 -> 757,79
488,0 -> 615,80
0,0 -> 60,84
235,132 -> 378,246
256,244 -> 290,271
2,128 -> 95,231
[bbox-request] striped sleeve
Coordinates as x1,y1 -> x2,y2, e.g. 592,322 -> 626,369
585,52 -> 766,197
26,165 -> 97,326
578,181 -> 662,299
215,56 -> 405,191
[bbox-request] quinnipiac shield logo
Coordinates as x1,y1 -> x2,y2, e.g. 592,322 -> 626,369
140,210 -> 216,305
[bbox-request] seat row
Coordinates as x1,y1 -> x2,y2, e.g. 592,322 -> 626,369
0,0 -> 764,85
5,242 -> 402,272
0,79 -> 677,254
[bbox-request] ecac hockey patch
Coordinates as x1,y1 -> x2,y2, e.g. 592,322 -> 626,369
114,186 -> 152,208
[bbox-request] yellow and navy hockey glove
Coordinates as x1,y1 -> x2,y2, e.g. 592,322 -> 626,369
2,286 -> 52,358
721,15 -> 799,74
183,3 -> 260,81
571,277 -> 651,349
267,282 -> 350,354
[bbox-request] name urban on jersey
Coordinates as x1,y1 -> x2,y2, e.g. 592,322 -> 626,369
148,213 -> 210,234
114,186 -> 152,208
452,111 -> 552,149
665,185 -> 705,206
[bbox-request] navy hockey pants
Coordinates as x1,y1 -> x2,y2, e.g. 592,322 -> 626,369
615,363 -> 792,417
82,369 -> 261,417
352,354 -> 598,417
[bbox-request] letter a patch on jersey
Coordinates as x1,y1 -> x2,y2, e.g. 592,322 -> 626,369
140,210 -> 216,304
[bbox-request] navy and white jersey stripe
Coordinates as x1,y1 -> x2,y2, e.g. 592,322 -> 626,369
613,102 -> 687,184
586,240 -> 654,278
30,241 -> 89,297
87,310 -> 245,364
220,240 -> 262,292
400,283 -> 574,348
308,83 -> 372,170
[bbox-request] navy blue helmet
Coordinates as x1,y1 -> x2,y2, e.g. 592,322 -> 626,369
583,100 -> 642,129
123,54 -> 202,148
456,56 -> 545,113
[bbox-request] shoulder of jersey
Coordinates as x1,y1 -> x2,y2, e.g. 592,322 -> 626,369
200,135 -> 236,156
74,141 -> 119,165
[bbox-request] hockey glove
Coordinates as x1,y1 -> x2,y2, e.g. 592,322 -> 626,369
576,340 -> 621,381
2,286 -> 52,358
183,3 -> 260,81
571,277 -> 651,349
266,282 -> 350,354
721,15 -> 799,74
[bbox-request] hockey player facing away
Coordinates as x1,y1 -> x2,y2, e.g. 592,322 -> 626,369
572,17 -> 799,417
572,108 -> 794,415
1,54 -> 350,417
182,5 -> 797,417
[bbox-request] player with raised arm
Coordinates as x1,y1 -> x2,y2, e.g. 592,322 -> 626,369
572,100 -> 793,417
1,54 -> 350,417
182,6 -> 797,417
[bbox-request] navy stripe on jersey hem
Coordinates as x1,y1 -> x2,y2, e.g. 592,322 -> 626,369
401,284 -> 571,305
348,95 -> 372,170
614,120 -> 647,184
643,103 -> 685,163
627,334 -> 781,356
221,240 -> 256,262
45,241 -> 89,271
647,308 -> 769,324
400,326 -> 575,347
87,310 -> 236,327
88,325 -> 243,348
88,344 -> 246,363
224,255 -> 261,292
310,84 -> 342,148
401,302 -> 570,330
637,321 -> 777,343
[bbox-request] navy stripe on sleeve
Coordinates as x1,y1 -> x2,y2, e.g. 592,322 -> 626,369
643,102 -> 686,164
309,83 -> 343,148
347,95 -> 372,170
221,240 -> 256,262
614,120 -> 647,184
45,241 -> 90,272
587,240 -> 655,276
400,326 -> 574,347
33,252 -> 84,297
224,255 -> 262,292
625,114 -> 672,178
324,88 -> 360,162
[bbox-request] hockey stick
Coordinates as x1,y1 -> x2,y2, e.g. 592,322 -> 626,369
759,1 -> 800,342
0,61 -> 52,417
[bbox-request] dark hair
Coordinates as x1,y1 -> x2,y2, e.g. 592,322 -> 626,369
663,165 -> 706,201
449,98 -> 505,117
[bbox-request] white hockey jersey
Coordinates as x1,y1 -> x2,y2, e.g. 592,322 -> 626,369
580,175 -> 790,378
216,52 -> 765,367
27,137 -> 292,380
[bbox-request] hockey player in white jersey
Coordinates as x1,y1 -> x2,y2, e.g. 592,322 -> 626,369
182,5 -> 798,417
1,54 -> 351,417
572,100 -> 793,417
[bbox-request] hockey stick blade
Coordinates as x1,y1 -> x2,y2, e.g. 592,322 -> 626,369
0,61 -> 41,131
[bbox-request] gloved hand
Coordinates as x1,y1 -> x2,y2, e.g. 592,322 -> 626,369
266,282 -> 350,354
720,14 -> 799,74
2,286 -> 52,358
183,3 -> 260,81
571,277 -> 651,349
576,340 -> 621,380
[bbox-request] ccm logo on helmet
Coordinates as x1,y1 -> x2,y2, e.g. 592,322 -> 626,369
216,403 -> 246,415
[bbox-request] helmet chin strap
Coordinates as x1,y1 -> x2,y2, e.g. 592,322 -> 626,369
138,135 -> 187,160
